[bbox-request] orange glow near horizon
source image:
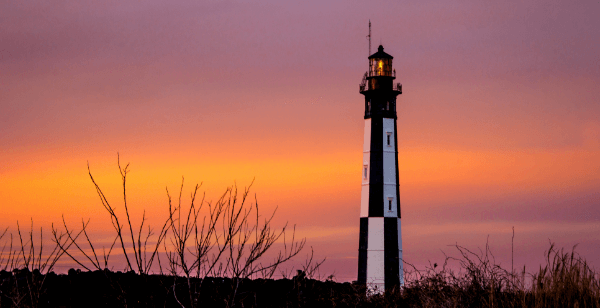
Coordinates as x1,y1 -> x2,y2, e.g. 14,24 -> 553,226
3,146 -> 598,226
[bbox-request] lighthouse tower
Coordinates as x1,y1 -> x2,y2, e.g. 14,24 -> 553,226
357,45 -> 403,291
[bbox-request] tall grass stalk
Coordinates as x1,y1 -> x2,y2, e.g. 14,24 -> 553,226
393,242 -> 600,308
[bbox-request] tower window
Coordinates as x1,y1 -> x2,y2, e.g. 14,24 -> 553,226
363,165 -> 368,180
387,133 -> 392,147
386,101 -> 390,110
388,198 -> 393,211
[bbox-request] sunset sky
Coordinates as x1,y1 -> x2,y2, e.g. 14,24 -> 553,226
1,0 -> 600,280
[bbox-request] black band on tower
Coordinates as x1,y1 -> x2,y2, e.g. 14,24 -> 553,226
383,218 -> 400,289
368,114 -> 384,217
357,217 -> 369,283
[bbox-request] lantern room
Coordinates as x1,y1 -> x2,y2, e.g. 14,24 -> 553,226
360,45 -> 401,94
368,45 -> 393,77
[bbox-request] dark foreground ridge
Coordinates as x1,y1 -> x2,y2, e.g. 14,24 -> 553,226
3,243 -> 600,308
1,269 -> 366,308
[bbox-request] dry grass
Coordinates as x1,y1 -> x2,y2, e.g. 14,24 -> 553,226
378,242 -> 600,308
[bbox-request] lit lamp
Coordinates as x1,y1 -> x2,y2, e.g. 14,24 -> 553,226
369,45 -> 393,77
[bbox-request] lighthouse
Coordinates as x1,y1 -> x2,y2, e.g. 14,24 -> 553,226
357,45 -> 403,291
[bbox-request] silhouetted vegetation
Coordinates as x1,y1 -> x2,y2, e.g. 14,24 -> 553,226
1,158 -> 599,307
1,242 -> 599,307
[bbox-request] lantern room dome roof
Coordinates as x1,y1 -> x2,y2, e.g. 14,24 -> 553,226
368,45 -> 393,59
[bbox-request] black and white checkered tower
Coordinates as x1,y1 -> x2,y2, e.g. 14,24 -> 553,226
358,45 -> 403,291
